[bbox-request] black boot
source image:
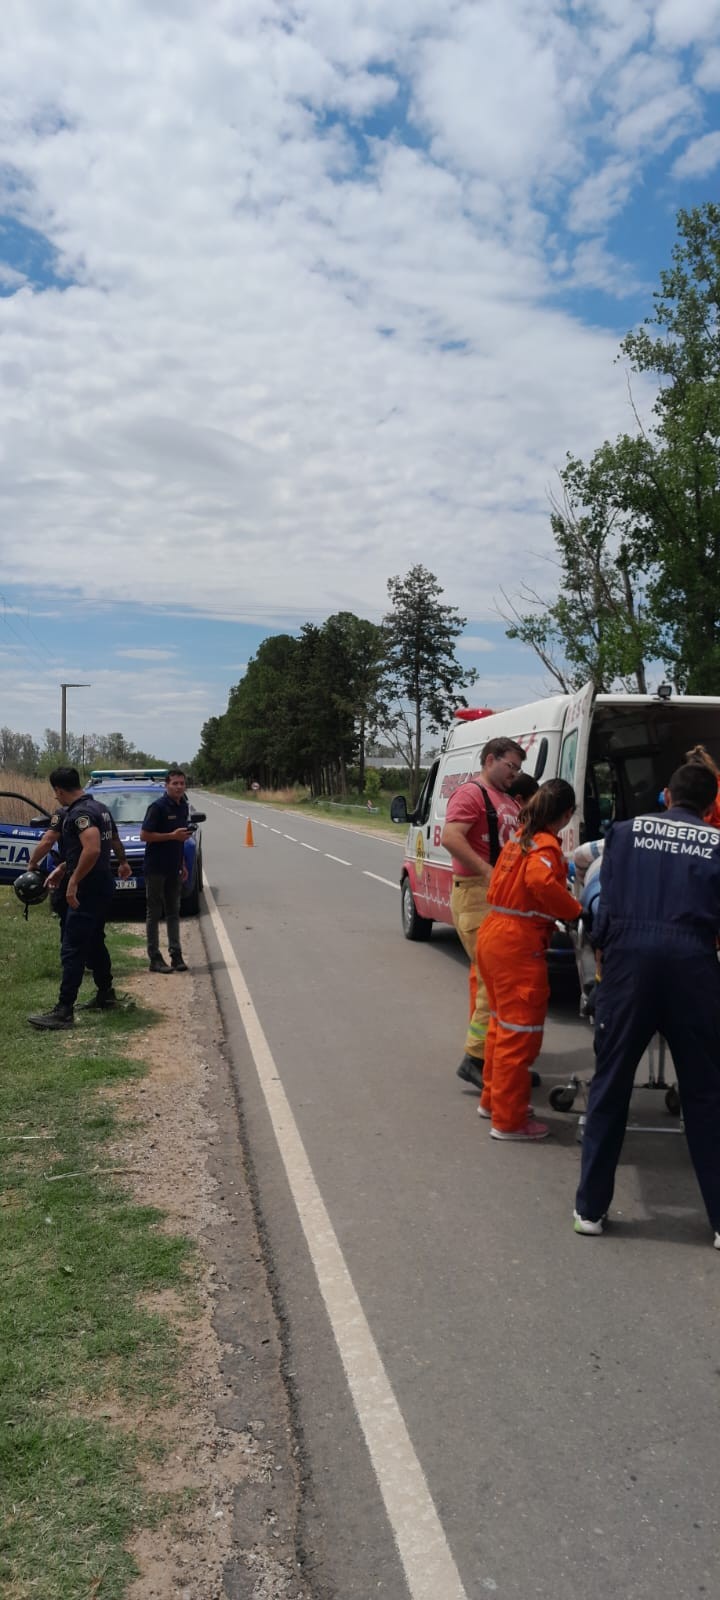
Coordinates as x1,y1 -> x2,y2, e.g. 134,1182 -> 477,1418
28,1003 -> 74,1031
78,988 -> 117,1011
170,954 -> 188,972
456,1053 -> 484,1090
148,954 -> 171,973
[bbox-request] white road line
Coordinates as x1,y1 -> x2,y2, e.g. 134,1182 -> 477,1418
300,842 -> 319,852
271,828 -> 282,834
325,853 -> 352,866
258,821 -> 269,828
202,884 -> 470,1600
364,871 -> 401,891
284,833 -> 297,842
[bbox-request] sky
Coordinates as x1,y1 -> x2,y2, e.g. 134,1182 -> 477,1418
1,0 -> 719,760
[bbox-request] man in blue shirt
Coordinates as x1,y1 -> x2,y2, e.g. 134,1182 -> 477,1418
140,768 -> 191,973
574,762 -> 720,1249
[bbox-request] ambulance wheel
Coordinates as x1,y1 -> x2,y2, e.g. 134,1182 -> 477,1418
665,1086 -> 681,1116
401,879 -> 432,942
549,1085 -> 576,1113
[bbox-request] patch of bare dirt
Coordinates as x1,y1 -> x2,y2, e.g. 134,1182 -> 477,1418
94,922 -> 310,1600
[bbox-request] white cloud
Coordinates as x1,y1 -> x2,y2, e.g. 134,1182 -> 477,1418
696,47 -> 720,91
115,647 -> 178,660
671,130 -> 720,179
0,0 -> 714,660
568,159 -> 636,235
0,654 -> 217,758
0,263 -> 25,289
654,0 -> 720,49
457,636 -> 495,654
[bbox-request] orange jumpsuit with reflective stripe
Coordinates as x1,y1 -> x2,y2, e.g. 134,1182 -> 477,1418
477,832 -> 582,1132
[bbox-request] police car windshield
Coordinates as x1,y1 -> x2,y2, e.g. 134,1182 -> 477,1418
101,792 -> 158,824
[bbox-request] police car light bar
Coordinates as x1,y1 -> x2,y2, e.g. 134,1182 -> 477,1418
87,768 -> 170,783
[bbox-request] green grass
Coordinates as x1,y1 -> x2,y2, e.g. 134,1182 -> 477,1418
0,894 -> 194,1600
208,781 -> 404,833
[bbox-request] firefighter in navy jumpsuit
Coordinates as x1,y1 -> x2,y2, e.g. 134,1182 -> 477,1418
575,762 -> 720,1246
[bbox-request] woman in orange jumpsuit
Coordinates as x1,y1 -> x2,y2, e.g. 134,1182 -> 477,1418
476,780 -> 582,1141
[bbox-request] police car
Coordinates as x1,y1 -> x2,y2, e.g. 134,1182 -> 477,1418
0,770 -> 205,914
0,788 -> 54,882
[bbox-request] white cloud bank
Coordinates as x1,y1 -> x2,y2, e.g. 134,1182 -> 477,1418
0,0 -> 717,641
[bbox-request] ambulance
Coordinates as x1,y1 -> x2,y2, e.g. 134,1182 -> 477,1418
391,681 -> 720,941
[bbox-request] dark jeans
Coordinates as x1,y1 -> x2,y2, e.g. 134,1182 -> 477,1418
576,940 -> 720,1230
146,871 -> 182,959
58,881 -> 114,1008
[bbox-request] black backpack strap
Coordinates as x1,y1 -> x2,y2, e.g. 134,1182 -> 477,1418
469,783 -> 501,866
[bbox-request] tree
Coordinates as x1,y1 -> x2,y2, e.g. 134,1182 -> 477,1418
505,204 -> 720,694
0,727 -> 40,775
380,566 -> 477,802
502,457 -> 661,692
316,612 -> 386,792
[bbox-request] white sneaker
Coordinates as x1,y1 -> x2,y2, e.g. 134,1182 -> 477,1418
490,1118 -> 549,1142
714,1232 -> 720,1250
573,1211 -> 604,1236
477,1104 -> 491,1119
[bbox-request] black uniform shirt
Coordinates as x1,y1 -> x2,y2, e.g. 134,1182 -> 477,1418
61,795 -> 114,893
595,806 -> 720,952
142,790 -> 189,874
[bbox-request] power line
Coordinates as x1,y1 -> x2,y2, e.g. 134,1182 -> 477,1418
0,593 -> 55,664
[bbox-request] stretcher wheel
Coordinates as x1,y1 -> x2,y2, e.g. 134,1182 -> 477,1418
664,1086 -> 681,1116
549,1085 -> 576,1113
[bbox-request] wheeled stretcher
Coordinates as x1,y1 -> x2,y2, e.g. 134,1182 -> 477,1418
548,914 -> 684,1137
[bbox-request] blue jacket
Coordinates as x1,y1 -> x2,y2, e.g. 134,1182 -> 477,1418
594,807 -> 720,953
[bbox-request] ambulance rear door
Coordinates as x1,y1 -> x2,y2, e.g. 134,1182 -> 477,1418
558,679 -> 595,853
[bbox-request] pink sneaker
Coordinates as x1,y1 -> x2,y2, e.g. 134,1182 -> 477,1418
490,1118 -> 549,1142
481,1104 -> 534,1122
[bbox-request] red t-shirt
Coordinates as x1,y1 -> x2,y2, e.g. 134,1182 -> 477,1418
445,780 -> 520,877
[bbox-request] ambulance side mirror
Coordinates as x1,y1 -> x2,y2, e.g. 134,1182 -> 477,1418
390,795 -> 408,825
189,811 -> 206,823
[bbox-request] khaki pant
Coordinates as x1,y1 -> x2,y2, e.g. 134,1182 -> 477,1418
450,876 -> 492,1060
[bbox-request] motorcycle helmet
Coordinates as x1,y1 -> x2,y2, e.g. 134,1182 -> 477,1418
13,869 -> 49,910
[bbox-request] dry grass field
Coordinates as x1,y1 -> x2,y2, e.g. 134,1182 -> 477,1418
0,771 -> 55,823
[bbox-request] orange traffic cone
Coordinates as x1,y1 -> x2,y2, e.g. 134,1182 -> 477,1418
244,818 -> 255,848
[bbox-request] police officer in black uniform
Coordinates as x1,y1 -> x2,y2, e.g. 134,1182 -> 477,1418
28,767 -> 117,1031
27,796 -> 131,945
574,762 -> 720,1249
140,767 -> 191,972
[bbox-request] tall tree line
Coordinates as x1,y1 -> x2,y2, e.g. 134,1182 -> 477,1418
0,726 -> 169,777
196,569 -> 476,801
505,203 -> 720,695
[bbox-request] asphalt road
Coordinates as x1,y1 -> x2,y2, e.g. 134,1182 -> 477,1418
197,795 -> 720,1600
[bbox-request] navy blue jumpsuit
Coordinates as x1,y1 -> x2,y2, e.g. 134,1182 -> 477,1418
575,806 -> 720,1231
58,795 -> 115,1008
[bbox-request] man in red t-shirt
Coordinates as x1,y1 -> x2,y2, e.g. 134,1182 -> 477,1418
441,737 -> 526,1089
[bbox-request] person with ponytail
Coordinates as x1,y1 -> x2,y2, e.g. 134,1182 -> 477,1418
684,745 -> 720,829
476,780 -> 582,1140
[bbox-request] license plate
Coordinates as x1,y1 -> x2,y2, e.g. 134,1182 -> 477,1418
115,878 -> 138,890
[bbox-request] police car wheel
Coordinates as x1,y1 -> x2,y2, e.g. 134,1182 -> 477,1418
181,853 -> 202,916
401,878 -> 432,942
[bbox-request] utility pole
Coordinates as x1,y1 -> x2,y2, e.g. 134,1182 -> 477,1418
60,683 -> 91,757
